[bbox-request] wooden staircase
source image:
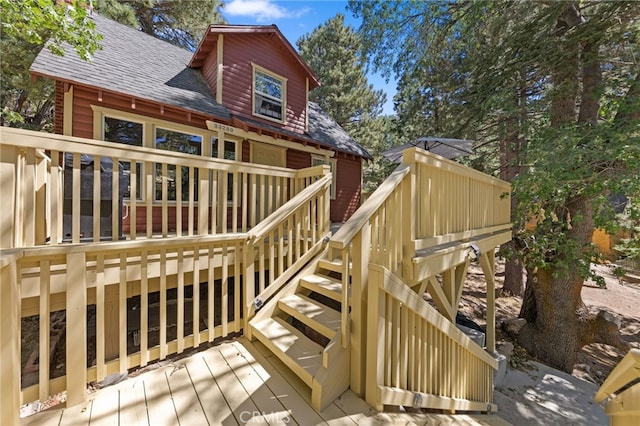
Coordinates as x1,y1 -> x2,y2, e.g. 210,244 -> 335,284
249,252 -> 350,411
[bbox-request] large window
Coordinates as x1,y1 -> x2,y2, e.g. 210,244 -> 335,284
212,137 -> 239,201
103,116 -> 143,199
253,67 -> 285,122
311,155 -> 337,200
155,128 -> 202,201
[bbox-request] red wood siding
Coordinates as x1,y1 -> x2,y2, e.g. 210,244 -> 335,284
201,43 -> 218,98
286,149 -> 311,170
68,84 -> 212,139
332,154 -> 362,223
221,34 -> 307,134
54,81 -> 64,135
242,140 -> 250,162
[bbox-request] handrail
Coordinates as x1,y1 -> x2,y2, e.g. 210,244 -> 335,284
330,164 -> 410,250
244,172 -> 332,325
404,148 -> 511,190
14,232 -> 249,258
373,264 -> 498,367
2,127 -> 327,247
1,127 -> 296,177
594,348 -> 640,403
366,263 -> 497,411
248,174 -> 332,241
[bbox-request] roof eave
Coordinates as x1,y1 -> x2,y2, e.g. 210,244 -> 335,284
188,24 -> 320,88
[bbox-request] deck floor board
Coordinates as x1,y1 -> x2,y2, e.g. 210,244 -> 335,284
20,339 -> 510,426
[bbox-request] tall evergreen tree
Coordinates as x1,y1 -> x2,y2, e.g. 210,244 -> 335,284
95,0 -> 225,51
297,14 -> 392,192
0,0 -> 101,128
349,0 -> 640,372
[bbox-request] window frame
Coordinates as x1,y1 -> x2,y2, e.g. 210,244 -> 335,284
101,114 -> 145,201
153,127 -> 204,203
311,155 -> 337,200
252,64 -> 287,124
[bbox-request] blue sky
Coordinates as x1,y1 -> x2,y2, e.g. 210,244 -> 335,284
221,0 -> 396,115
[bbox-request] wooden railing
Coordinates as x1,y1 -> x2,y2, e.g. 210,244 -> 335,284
366,265 -> 498,412
0,127 -> 326,248
0,128 -> 331,424
594,348 -> 640,425
1,233 -> 248,424
327,147 -> 511,402
244,173 -> 332,325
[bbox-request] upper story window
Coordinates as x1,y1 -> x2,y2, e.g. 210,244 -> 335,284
253,65 -> 286,123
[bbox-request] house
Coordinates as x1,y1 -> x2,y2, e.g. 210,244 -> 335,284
0,10 -> 515,424
29,12 -> 371,236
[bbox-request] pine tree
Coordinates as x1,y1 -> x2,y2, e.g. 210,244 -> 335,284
349,0 -> 640,372
95,0 -> 225,51
297,14 -> 392,192
0,0 -> 100,128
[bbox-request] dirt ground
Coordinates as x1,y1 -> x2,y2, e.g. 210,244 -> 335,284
458,258 -> 640,385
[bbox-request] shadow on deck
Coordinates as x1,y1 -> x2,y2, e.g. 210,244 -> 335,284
21,338 -> 511,426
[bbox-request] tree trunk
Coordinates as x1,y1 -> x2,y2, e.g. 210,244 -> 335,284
501,75 -> 527,296
517,3 -> 621,371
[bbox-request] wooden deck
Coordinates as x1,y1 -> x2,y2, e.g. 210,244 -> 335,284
21,338 -> 510,426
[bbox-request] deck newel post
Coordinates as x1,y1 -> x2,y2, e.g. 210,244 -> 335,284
66,252 -> 87,407
243,239 -> 255,339
479,250 -> 496,353
402,151 -> 417,280
365,264 -> 384,411
350,222 -> 371,396
0,260 -> 21,425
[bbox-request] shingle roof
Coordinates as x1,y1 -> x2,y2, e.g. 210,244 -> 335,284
30,12 -> 370,159
30,13 -> 230,120
307,102 -> 371,159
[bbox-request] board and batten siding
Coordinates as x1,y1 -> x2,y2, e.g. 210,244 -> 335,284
332,155 -> 363,223
64,84 -> 213,141
201,43 -> 218,99
221,34 -> 308,134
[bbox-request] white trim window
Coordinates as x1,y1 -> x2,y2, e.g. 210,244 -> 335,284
253,65 -> 286,123
154,127 -> 202,202
311,155 -> 337,200
103,115 -> 144,200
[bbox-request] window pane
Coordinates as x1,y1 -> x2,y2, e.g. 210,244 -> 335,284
156,128 -> 202,155
224,141 -> 236,160
155,129 -> 202,201
211,138 -> 237,161
103,117 -> 143,199
212,137 -> 219,157
255,72 -> 282,99
254,70 -> 283,121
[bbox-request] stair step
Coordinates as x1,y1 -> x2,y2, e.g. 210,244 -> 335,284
278,294 -> 341,340
300,274 -> 343,302
250,317 -> 323,387
317,258 -> 345,273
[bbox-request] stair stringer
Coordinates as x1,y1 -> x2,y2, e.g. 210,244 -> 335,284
311,334 -> 350,411
247,246 -> 330,337
248,246 -> 351,411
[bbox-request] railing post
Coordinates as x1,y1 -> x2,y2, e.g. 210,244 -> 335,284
243,240 -> 256,339
0,260 -> 21,425
350,223 -> 371,396
66,252 -> 87,406
365,264 -> 384,411
478,251 -> 496,353
0,145 -> 18,248
401,153 -> 416,279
